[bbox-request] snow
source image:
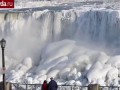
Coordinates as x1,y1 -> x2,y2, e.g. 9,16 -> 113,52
7,57 -> 32,82
4,39 -> 120,86
107,56 -> 120,68
0,0 -> 120,87
14,0 -> 120,10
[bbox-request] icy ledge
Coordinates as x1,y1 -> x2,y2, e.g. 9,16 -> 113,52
7,40 -> 120,86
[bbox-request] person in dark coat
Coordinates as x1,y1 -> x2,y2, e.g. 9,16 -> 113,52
48,77 -> 58,90
41,80 -> 48,90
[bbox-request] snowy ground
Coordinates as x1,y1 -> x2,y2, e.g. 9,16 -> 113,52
14,0 -> 120,10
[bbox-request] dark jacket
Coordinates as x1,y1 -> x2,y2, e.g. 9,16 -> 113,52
41,82 -> 48,90
48,80 -> 58,90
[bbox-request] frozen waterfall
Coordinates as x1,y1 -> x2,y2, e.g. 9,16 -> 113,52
0,8 -> 120,85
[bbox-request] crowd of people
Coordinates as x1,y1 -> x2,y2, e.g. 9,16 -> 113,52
41,77 -> 58,90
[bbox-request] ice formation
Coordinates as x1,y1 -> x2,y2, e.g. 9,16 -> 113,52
0,0 -> 120,86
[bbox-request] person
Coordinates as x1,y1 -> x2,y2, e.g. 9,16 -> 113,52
48,77 -> 58,90
41,80 -> 48,90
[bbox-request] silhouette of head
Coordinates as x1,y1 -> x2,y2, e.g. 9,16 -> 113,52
50,77 -> 53,80
44,80 -> 47,83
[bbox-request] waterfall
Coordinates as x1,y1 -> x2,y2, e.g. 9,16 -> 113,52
0,8 -> 120,85
1,9 -> 120,53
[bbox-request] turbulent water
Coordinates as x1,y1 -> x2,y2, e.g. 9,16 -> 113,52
0,1 -> 120,86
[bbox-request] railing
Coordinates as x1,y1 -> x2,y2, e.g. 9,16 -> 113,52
11,83 -> 120,90
99,86 -> 120,90
11,83 -> 41,90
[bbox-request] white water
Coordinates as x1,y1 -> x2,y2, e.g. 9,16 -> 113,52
0,1 -> 120,86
